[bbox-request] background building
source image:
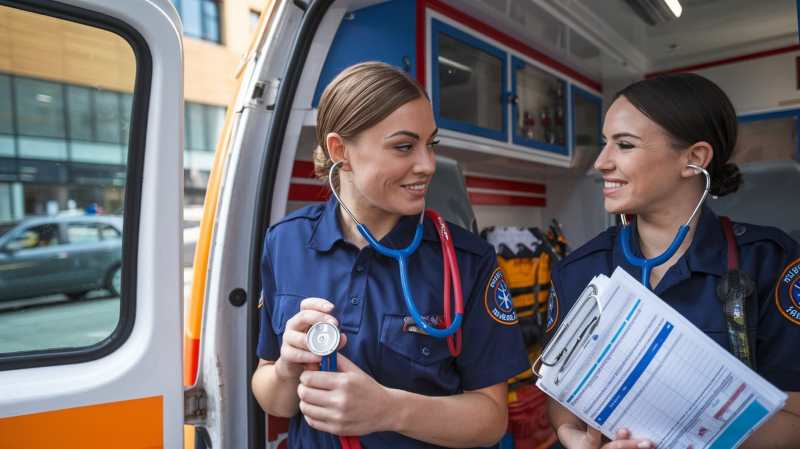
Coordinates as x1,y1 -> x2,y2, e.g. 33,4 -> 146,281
0,0 -> 263,222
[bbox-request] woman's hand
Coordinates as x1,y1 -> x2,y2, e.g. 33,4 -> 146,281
559,424 -> 654,449
274,297 -> 346,381
297,353 -> 394,436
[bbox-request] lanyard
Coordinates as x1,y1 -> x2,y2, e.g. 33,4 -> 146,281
307,322 -> 362,449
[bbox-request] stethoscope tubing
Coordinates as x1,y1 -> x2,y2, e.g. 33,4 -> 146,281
619,164 -> 711,288
327,161 -> 464,339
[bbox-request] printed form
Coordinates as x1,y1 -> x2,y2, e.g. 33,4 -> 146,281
537,268 -> 787,449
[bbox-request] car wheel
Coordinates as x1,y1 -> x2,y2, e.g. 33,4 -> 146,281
66,290 -> 90,300
106,264 -> 122,297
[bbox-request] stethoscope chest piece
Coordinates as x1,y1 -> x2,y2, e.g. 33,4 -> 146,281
306,322 -> 341,356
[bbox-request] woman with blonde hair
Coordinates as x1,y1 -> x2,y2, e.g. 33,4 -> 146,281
251,61 -> 530,448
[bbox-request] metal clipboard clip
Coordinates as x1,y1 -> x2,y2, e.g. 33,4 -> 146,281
532,282 -> 603,385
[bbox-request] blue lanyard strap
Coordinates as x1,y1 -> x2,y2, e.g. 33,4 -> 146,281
619,224 -> 689,289
321,353 -> 337,372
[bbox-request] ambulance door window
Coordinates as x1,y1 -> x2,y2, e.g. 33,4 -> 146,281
0,3 -> 137,359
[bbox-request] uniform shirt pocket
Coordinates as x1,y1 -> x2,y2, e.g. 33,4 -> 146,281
378,314 -> 457,395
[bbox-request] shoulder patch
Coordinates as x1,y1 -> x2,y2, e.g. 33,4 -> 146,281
545,287 -> 559,333
775,256 -> 800,325
483,267 -> 518,325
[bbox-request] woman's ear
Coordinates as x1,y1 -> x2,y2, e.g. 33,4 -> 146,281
681,141 -> 714,178
326,132 -> 351,171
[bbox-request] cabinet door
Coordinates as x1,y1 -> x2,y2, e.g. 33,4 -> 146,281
432,19 -> 507,141
512,57 -> 568,155
571,85 -> 603,166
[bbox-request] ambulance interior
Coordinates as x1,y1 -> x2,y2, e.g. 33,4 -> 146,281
279,0 -> 800,248
193,0 -> 800,447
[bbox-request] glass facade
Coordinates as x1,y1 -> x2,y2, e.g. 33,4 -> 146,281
0,72 -> 224,215
173,0 -> 222,43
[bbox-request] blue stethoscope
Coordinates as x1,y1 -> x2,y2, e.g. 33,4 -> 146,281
328,161 -> 463,339
619,164 -> 711,289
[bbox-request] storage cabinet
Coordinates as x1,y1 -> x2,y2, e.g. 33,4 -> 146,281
430,18 -> 601,161
512,57 -> 567,155
433,20 -> 507,141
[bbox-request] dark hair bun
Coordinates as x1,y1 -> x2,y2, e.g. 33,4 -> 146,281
710,162 -> 741,197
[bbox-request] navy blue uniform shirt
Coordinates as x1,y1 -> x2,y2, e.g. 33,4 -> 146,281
257,198 -> 530,449
545,205 -> 800,391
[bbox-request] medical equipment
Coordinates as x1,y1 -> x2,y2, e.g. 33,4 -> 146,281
619,164 -> 711,288
307,323 -> 361,449
328,161 -> 464,353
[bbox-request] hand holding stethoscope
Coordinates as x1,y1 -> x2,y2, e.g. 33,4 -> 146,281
274,297 -> 347,381
299,325 -> 396,444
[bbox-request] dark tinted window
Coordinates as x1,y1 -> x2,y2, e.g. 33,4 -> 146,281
67,222 -> 100,243
15,78 -> 66,138
7,223 -> 61,250
66,86 -> 93,141
0,74 -> 12,135
95,90 -> 122,144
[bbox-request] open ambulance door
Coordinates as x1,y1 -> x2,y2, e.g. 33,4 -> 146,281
183,1 -> 351,448
0,0 -> 184,447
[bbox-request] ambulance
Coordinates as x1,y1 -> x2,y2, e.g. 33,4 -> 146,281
0,0 -> 797,448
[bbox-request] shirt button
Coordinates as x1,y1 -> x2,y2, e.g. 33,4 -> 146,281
421,345 -> 431,357
354,265 -> 365,273
350,297 -> 360,305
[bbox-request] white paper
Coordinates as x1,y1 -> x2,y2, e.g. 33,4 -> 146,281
537,267 -> 787,449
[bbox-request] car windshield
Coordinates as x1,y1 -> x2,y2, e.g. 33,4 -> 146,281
0,223 -> 17,238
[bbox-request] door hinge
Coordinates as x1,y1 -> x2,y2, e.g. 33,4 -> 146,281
184,386 -> 208,425
251,78 -> 281,110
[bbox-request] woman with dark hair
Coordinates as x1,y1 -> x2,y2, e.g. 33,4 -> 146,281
251,62 -> 530,448
545,73 -> 800,449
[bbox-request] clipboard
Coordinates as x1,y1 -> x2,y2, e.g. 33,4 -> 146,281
532,268 -> 787,449
532,279 -> 602,385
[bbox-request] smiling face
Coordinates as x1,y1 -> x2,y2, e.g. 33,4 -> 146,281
336,96 -> 438,218
595,96 -> 692,216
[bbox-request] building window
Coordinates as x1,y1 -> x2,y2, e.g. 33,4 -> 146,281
14,77 -> 66,139
185,102 -> 225,152
0,74 -> 13,135
66,86 -> 93,141
173,0 -> 222,43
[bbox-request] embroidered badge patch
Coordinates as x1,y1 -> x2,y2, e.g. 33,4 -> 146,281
545,287 -> 559,333
776,257 -> 800,325
484,267 -> 518,325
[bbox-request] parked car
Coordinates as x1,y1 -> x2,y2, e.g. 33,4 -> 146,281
0,215 -> 123,302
